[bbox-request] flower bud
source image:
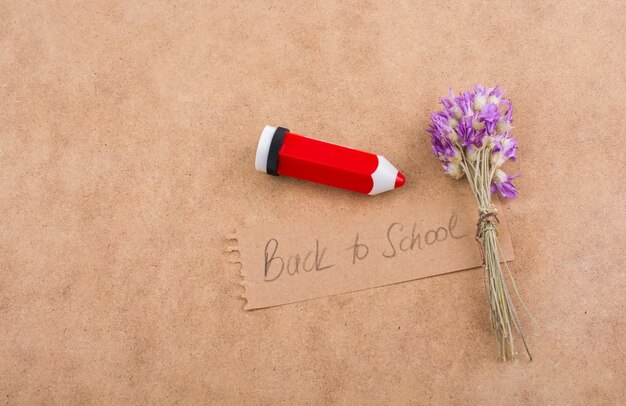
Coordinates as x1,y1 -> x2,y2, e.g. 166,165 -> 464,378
482,135 -> 494,150
496,119 -> 512,133
490,151 -> 507,167
473,95 -> 487,112
487,95 -> 500,104
452,106 -> 462,120
501,136 -> 512,149
472,119 -> 485,131
445,162 -> 464,179
466,145 -> 478,162
450,148 -> 462,163
448,129 -> 459,143
494,168 -> 507,183
448,117 -> 459,129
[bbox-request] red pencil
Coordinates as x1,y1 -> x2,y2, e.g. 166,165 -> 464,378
255,125 -> 405,195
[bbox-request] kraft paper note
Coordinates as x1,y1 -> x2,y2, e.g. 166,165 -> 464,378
234,190 -> 514,310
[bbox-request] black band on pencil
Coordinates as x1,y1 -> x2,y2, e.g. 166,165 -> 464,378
266,127 -> 288,176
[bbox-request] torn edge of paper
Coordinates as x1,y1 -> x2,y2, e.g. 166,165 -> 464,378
226,232 -> 249,310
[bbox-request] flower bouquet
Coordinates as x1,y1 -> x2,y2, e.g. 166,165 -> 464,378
427,85 -> 531,361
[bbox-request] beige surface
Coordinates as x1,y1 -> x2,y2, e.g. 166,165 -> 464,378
1,1 -> 625,404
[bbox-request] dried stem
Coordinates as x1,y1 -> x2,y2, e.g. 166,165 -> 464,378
457,141 -> 532,361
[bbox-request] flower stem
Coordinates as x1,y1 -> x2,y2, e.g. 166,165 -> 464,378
462,143 -> 531,361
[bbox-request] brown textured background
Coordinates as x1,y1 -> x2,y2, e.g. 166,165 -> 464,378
1,1 -> 625,404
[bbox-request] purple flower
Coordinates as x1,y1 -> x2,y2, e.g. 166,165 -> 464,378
456,116 -> 486,147
427,85 -> 520,191
490,134 -> 518,168
479,103 -> 500,134
491,170 -> 520,198
443,161 -> 464,179
428,85 -> 511,151
456,91 -> 474,116
495,135 -> 518,161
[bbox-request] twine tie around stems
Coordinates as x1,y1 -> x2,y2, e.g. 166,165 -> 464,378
475,210 -> 499,264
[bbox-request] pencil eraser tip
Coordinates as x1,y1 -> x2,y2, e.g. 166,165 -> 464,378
255,125 -> 277,173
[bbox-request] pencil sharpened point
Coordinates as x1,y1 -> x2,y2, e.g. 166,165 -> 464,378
395,172 -> 406,188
